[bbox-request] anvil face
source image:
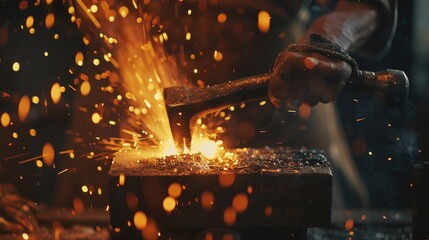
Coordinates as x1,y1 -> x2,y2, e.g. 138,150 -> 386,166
109,147 -> 332,239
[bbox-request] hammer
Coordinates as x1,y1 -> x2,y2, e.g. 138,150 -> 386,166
164,69 -> 409,149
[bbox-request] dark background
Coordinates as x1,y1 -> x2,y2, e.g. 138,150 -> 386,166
0,0 -> 427,210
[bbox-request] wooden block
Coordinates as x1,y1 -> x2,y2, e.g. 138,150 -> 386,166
109,148 -> 332,239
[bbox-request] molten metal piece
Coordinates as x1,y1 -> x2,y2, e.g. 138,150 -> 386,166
164,70 -> 409,149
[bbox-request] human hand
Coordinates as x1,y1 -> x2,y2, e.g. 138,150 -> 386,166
269,51 -> 352,109
0,183 -> 38,233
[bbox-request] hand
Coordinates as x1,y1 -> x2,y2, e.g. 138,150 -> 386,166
0,183 -> 38,233
269,51 -> 352,109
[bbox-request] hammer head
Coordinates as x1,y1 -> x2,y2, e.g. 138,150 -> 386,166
164,75 -> 271,151
164,86 -> 193,150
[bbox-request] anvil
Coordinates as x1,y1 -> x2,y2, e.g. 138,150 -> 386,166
109,147 -> 332,240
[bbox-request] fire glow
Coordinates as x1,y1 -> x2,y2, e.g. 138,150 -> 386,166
72,0 -> 224,160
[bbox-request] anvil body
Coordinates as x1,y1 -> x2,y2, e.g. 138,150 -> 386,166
109,148 -> 332,240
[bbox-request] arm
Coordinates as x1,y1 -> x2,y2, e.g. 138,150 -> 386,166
269,0 -> 388,108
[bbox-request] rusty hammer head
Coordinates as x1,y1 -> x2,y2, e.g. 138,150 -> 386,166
164,75 -> 271,150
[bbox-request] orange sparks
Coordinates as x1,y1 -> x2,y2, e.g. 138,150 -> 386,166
119,174 -> 125,186
73,197 -> 84,214
32,96 -> 40,104
264,205 -> 273,217
1,112 -> 10,127
91,112 -> 101,124
213,50 -> 223,62
162,196 -> 176,212
18,95 -> 30,122
12,62 -> 20,71
168,183 -> 182,198
223,207 -> 236,226
258,10 -> 270,33
51,82 -> 62,104
45,13 -> 55,29
80,81 -> 91,96
201,191 -> 214,210
134,211 -> 148,230
75,51 -> 84,66
345,219 -> 354,230
81,185 -> 89,193
42,142 -> 55,166
232,193 -> 248,213
26,16 -> 34,28
119,6 -> 129,18
75,0 -> 101,28
218,173 -> 235,188
217,13 -> 227,23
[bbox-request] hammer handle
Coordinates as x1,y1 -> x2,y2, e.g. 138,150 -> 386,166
200,69 -> 409,109
165,69 -> 409,149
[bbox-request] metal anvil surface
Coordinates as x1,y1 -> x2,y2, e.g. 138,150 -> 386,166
109,148 -> 332,240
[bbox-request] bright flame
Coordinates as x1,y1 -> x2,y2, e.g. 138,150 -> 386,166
192,138 -> 218,159
73,1 -> 226,159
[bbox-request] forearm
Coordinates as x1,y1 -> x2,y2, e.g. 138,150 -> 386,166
300,0 -> 381,51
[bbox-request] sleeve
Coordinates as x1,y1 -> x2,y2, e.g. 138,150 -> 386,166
352,0 -> 398,59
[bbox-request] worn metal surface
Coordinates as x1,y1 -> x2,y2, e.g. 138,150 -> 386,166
109,148 -> 332,239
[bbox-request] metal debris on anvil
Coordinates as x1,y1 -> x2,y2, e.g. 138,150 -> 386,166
112,147 -> 330,176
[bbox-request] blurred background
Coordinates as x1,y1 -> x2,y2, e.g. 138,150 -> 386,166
0,0 -> 428,212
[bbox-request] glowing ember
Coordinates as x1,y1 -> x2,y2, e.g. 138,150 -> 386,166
119,174 -> 125,186
232,193 -> 248,213
81,185 -> 89,193
22,233 -> 29,240
29,128 -> 37,136
75,51 -> 84,66
162,196 -> 176,212
18,95 -> 30,122
42,142 -> 55,166
91,112 -> 101,124
167,183 -> 182,198
258,10 -> 271,33
80,81 -> 91,96
73,197 -> 84,214
1,112 -> 10,127
51,82 -> 62,104
12,61 -> 20,71
134,211 -> 148,230
201,191 -> 214,210
264,205 -> 273,217
217,13 -> 227,23
26,16 -> 34,28
219,173 -> 235,188
223,207 -> 236,226
213,50 -> 223,62
45,13 -> 55,29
